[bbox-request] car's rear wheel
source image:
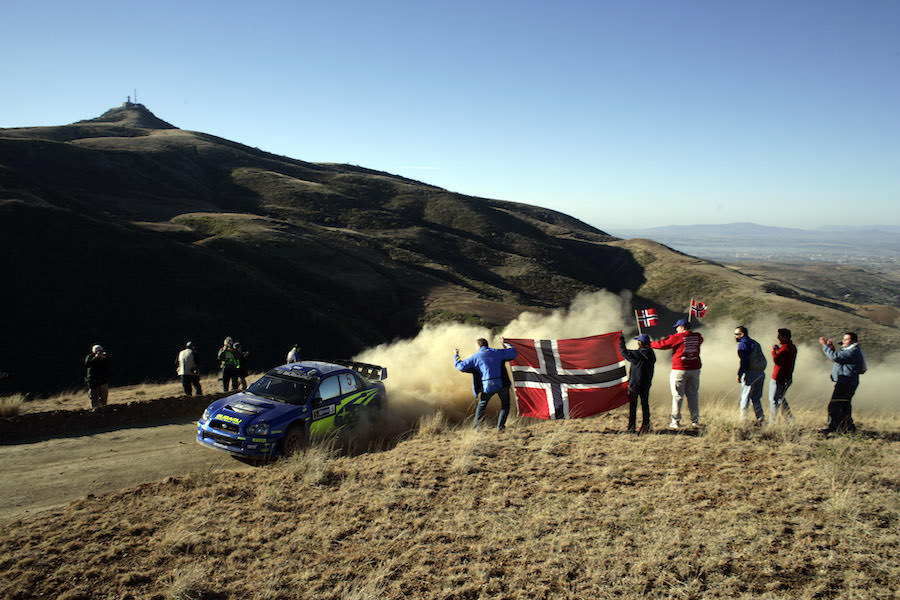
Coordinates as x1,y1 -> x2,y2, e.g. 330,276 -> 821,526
282,424 -> 307,456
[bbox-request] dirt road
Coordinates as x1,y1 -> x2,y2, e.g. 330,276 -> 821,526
0,422 -> 253,522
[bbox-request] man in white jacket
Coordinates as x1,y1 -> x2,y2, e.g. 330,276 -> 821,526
177,342 -> 202,397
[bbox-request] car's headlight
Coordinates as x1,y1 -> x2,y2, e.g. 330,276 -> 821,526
201,408 -> 212,422
247,422 -> 270,435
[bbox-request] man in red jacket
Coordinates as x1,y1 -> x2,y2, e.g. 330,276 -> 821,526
651,319 -> 703,429
769,328 -> 797,423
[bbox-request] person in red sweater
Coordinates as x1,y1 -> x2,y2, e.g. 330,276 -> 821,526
651,319 -> 703,429
769,328 -> 797,423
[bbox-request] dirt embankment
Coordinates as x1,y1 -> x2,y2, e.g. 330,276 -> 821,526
0,393 -> 230,444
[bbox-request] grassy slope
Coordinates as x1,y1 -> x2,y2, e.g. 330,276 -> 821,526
1,400 -> 898,599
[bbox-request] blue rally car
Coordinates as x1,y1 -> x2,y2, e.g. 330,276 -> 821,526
197,360 -> 387,460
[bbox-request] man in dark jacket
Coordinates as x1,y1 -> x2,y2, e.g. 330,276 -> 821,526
618,333 -> 656,434
735,326 -> 766,424
84,344 -> 110,408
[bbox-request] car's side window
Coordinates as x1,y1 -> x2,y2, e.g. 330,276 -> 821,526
339,372 -> 360,394
316,376 -> 341,403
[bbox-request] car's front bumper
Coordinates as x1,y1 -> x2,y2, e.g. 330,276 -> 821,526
196,422 -> 276,458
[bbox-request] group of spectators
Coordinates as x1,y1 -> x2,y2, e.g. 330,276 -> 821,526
83,337 -> 255,408
454,319 -> 868,436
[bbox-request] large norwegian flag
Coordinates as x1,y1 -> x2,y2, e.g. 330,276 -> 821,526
506,332 -> 629,419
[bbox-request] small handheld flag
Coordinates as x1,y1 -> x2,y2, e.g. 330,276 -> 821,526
690,299 -> 708,319
635,308 -> 658,331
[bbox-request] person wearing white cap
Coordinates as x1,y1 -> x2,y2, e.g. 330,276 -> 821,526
176,341 -> 202,397
84,344 -> 110,408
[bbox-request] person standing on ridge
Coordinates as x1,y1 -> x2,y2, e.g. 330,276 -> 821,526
651,319 -> 703,429
218,337 -> 240,392
286,343 -> 301,363
734,326 -> 767,424
770,328 -> 797,423
84,344 -> 110,408
176,341 -> 202,397
234,341 -> 249,390
818,332 -> 866,434
454,337 -> 518,431
618,333 -> 656,434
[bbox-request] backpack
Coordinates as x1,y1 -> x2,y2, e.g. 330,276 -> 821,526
748,340 -> 767,372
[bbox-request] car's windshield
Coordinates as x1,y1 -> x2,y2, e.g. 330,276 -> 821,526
247,375 -> 315,405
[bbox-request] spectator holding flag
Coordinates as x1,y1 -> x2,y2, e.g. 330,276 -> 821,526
734,326 -> 766,424
618,333 -> 656,434
454,337 -> 518,431
651,319 -> 703,429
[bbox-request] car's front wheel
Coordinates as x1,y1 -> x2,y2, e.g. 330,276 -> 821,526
282,423 -> 307,456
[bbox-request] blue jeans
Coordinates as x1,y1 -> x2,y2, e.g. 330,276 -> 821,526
769,379 -> 793,423
474,387 -> 511,430
739,371 -> 765,422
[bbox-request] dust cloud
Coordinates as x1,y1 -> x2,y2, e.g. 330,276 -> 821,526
355,291 -> 897,425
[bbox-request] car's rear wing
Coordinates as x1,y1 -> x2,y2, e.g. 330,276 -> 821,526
330,360 -> 388,381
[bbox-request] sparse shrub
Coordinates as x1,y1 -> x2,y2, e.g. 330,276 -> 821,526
0,394 -> 24,417
165,564 -> 216,600
417,411 -> 447,436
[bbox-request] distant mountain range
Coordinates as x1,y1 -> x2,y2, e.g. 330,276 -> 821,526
609,223 -> 900,263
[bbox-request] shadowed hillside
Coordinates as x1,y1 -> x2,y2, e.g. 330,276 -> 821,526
0,104 -> 641,394
2,104 -> 898,396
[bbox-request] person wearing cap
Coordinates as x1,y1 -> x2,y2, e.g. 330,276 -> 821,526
286,343 -> 301,363
769,328 -> 797,423
217,337 -> 240,392
84,344 -> 110,408
176,341 -> 202,397
651,319 -> 703,429
618,332 -> 656,434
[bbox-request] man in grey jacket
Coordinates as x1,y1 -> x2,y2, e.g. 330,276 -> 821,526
819,332 -> 867,434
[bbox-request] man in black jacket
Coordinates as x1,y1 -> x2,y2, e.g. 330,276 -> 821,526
84,344 -> 110,408
618,333 -> 656,434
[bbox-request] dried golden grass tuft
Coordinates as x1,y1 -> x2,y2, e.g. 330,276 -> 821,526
0,394 -> 24,417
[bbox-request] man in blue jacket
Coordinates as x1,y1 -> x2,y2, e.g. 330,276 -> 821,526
455,337 -> 518,430
735,326 -> 766,424
819,332 -> 867,434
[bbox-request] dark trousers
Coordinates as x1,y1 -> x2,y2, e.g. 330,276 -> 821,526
221,367 -> 240,391
474,387 -> 511,430
826,381 -> 858,432
182,374 -> 202,396
628,388 -> 651,431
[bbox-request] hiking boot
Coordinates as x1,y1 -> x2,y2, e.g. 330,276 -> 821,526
668,421 -> 679,430
638,425 -> 652,435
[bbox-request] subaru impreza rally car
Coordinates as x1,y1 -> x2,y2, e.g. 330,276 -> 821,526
197,360 -> 387,459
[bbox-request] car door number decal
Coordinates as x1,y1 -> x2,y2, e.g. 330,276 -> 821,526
312,405 -> 336,420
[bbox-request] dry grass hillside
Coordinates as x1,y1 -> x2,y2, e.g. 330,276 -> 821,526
1,388 -> 899,599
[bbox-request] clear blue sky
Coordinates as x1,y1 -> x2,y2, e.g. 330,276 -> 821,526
3,0 -> 898,230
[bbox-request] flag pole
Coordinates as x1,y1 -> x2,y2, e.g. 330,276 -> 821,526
688,298 -> 693,323
635,310 -> 642,334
